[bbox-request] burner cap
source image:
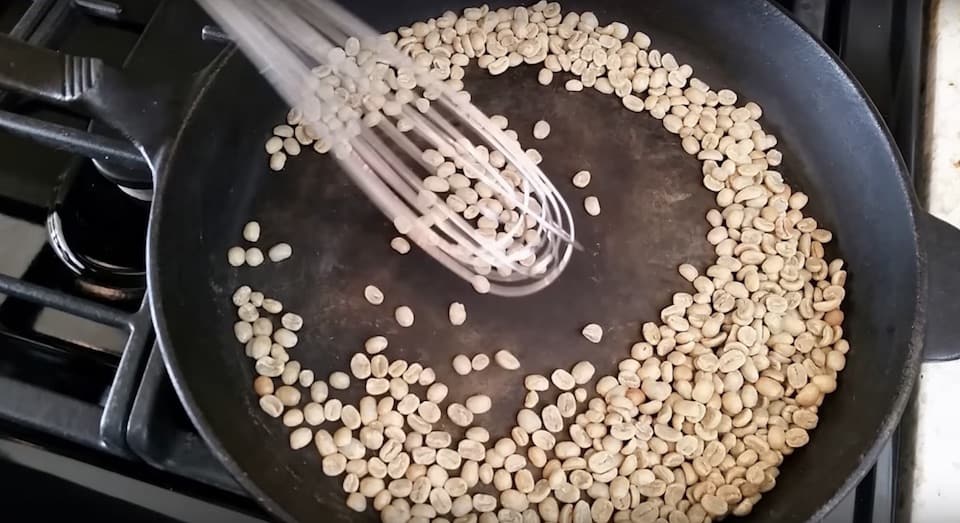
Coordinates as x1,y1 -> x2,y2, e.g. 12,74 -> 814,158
46,161 -> 149,294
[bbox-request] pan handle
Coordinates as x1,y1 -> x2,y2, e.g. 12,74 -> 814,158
921,212 -> 960,361
0,34 -> 179,180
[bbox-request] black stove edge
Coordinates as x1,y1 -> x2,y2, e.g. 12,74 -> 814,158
0,436 -> 264,523
837,0 -> 926,177
853,435 -> 897,522
894,385 -> 920,523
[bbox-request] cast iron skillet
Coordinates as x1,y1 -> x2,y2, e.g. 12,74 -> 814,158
2,1 -> 960,521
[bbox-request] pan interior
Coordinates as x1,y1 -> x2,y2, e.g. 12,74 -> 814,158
152,1 -> 921,522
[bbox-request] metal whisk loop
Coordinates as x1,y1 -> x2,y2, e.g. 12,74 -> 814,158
199,0 -> 577,295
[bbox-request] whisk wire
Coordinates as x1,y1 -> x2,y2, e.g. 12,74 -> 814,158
198,0 -> 577,295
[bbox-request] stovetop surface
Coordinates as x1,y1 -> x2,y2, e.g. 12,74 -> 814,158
0,0 -> 925,521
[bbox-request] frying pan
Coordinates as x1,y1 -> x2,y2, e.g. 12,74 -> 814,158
2,1 -> 960,521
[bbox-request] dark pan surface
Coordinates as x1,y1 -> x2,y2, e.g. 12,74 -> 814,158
150,1 -> 922,521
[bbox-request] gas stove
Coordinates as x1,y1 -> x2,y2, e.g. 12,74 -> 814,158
0,0 -> 926,521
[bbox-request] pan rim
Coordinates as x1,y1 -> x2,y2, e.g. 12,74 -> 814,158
148,48 -> 301,523
757,1 -> 925,519
147,2 -> 925,522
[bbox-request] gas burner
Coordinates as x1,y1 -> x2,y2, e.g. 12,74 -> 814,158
91,157 -> 154,201
45,159 -> 149,296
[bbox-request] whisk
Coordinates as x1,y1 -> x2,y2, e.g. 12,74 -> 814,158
198,0 -> 577,296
